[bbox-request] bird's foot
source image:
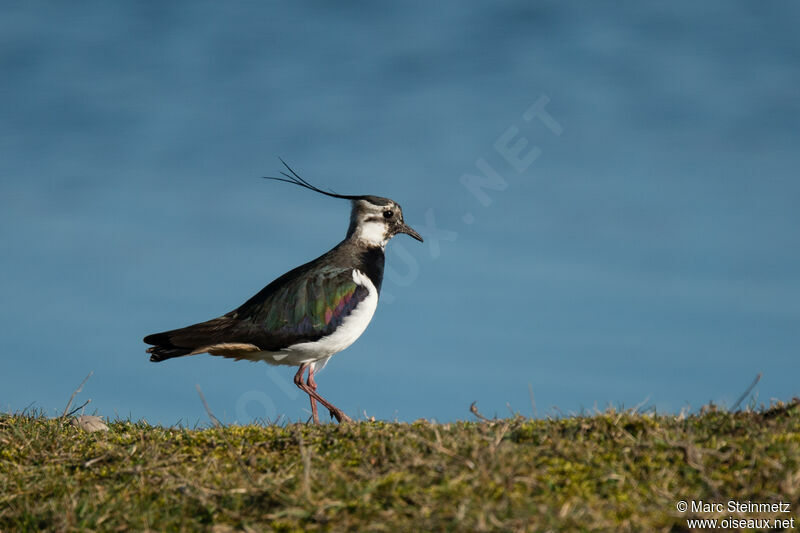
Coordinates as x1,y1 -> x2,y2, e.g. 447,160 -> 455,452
329,409 -> 353,423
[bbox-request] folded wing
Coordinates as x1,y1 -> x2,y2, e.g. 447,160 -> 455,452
144,265 -> 369,362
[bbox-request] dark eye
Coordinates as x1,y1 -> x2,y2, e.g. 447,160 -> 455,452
383,210 -> 394,219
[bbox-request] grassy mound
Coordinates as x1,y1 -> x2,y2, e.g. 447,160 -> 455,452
1,401 -> 798,531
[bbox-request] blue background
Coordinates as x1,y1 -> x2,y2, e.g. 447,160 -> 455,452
2,2 -> 798,425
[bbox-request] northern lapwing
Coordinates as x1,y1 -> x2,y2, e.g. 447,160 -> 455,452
144,162 -> 423,423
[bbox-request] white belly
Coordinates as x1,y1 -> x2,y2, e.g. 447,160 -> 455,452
246,269 -> 378,368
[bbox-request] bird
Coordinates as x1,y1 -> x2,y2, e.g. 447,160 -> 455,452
143,162 -> 423,423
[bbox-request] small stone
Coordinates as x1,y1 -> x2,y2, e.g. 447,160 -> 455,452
70,415 -> 109,432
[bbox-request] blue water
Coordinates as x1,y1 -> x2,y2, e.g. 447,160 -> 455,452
2,1 -> 799,424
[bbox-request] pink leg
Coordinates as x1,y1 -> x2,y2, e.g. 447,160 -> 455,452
293,363 -> 352,424
306,364 -> 319,424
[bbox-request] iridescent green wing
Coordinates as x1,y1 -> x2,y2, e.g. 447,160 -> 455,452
229,265 -> 369,350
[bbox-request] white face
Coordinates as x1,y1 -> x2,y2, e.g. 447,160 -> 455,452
349,199 -> 401,248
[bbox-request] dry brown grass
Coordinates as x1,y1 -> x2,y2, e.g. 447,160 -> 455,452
1,400 -> 799,531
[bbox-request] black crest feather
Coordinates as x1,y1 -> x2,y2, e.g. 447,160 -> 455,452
263,158 -> 364,201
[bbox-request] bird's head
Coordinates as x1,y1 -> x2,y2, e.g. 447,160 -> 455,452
265,160 -> 423,249
345,195 -> 422,247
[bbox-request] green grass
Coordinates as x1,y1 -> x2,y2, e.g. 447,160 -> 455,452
1,400 -> 799,531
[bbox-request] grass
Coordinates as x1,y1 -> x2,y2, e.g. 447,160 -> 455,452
1,400 -> 799,532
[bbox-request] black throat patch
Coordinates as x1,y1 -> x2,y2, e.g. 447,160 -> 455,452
355,246 -> 386,293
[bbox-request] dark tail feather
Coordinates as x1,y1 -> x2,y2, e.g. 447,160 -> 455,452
144,317 -> 233,362
146,343 -> 193,362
